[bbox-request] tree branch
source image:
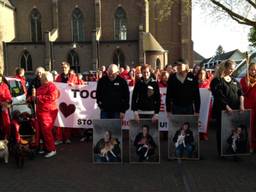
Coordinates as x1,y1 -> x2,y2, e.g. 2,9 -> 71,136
210,0 -> 256,26
245,0 -> 256,10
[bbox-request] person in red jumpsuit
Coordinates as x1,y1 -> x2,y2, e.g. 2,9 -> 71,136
240,63 -> 256,152
35,71 -> 59,158
15,67 -> 27,95
0,74 -> 12,139
55,62 -> 78,145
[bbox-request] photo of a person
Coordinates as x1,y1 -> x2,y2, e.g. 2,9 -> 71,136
129,120 -> 160,163
168,115 -> 199,160
221,110 -> 251,156
134,125 -> 157,162
93,120 -> 122,163
226,125 -> 248,154
173,122 -> 194,158
94,130 -> 121,162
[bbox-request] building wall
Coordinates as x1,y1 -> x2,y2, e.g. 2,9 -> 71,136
99,41 -> 139,68
145,52 -> 164,69
3,0 -> 193,74
52,43 -> 92,72
58,0 -> 95,41
5,43 -> 45,75
100,0 -> 142,41
0,3 -> 15,73
149,1 -> 193,66
14,0 -> 53,42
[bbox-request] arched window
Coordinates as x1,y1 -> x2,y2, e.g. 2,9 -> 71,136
67,49 -> 80,73
72,8 -> 85,42
114,7 -> 127,40
113,49 -> 125,67
30,8 -> 42,42
20,50 -> 33,71
156,58 -> 161,69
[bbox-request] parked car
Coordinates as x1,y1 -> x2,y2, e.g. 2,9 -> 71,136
5,77 -> 32,114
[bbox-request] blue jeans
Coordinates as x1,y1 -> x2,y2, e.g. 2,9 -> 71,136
100,111 -> 120,119
175,144 -> 193,158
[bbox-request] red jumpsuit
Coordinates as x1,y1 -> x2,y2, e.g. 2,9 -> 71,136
36,82 -> 59,152
55,73 -> 78,142
240,77 -> 256,150
0,82 -> 12,138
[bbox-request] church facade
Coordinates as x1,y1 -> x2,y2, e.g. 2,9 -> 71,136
2,0 -> 193,75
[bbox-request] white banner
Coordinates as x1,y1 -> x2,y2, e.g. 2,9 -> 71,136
54,82 -> 211,132
54,82 -> 100,128
199,88 -> 212,133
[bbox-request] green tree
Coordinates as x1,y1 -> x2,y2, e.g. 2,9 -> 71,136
248,27 -> 256,47
216,45 -> 225,55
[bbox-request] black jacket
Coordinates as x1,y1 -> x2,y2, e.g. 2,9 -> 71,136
173,129 -> 194,146
96,75 -> 130,113
27,77 -> 41,97
166,72 -> 200,113
131,77 -> 160,114
134,133 -> 157,149
210,77 -> 243,118
227,133 -> 247,154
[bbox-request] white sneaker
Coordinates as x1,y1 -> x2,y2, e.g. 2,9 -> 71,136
44,151 -> 56,158
65,139 -> 71,144
55,140 -> 63,145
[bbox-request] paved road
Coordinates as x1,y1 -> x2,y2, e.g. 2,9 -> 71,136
1,121 -> 256,192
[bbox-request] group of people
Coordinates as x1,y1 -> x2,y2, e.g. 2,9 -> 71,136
0,57 -> 255,159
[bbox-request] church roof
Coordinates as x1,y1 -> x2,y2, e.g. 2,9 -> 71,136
143,32 -> 165,52
0,0 -> 15,9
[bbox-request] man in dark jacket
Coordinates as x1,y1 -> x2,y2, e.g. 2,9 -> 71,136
166,59 -> 200,115
96,64 -> 130,119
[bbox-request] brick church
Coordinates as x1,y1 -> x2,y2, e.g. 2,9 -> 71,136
1,0 -> 193,75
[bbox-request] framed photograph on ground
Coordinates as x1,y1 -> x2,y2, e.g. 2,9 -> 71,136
221,110 -> 251,157
93,119 -> 122,164
168,115 -> 199,160
129,120 -> 160,163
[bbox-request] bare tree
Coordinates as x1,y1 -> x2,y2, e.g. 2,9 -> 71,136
156,0 -> 256,27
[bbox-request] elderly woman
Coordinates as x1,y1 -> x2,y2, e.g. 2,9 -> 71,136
0,74 -> 12,139
35,71 -> 59,158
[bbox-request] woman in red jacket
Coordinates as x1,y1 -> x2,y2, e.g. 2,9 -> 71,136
0,74 -> 12,139
35,71 -> 59,158
240,63 -> 256,152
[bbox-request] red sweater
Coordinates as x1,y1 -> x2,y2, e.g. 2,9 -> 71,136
240,77 -> 256,109
0,82 -> 12,103
36,82 -> 59,112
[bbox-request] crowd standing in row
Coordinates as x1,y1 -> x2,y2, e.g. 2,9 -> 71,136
0,58 -> 255,159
